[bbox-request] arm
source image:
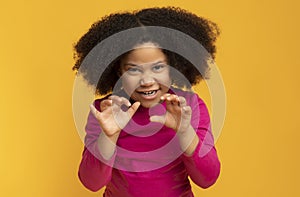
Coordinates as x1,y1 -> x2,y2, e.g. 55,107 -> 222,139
78,97 -> 140,191
181,95 -> 220,188
150,92 -> 220,188
78,103 -> 115,192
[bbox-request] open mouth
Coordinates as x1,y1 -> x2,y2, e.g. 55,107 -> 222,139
138,90 -> 158,96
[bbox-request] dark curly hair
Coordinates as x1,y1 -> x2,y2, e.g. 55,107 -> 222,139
72,7 -> 220,95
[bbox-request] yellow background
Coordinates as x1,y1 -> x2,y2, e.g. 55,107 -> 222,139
1,0 -> 300,196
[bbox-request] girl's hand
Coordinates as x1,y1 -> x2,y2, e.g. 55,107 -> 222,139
90,96 -> 140,138
150,94 -> 192,133
150,94 -> 199,155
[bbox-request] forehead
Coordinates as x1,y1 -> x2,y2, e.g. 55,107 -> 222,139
121,43 -> 167,65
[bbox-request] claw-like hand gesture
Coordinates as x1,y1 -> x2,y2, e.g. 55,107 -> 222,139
150,94 -> 199,155
90,96 -> 140,138
150,94 -> 192,133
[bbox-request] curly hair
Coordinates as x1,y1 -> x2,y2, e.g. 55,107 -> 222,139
73,7 -> 220,95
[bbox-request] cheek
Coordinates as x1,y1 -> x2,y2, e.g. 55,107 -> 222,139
157,72 -> 172,87
121,76 -> 139,92
165,76 -> 172,86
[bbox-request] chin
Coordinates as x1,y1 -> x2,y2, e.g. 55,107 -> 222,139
140,102 -> 152,108
141,101 -> 161,108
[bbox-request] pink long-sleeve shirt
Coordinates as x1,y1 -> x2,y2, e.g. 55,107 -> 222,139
78,89 -> 220,196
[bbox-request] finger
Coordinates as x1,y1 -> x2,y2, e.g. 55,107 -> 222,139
150,115 -> 166,124
120,97 -> 132,107
164,96 -> 173,108
109,96 -> 124,113
108,95 -> 119,100
108,95 -> 122,106
168,94 -> 180,105
89,104 -> 100,118
165,95 -> 181,110
109,96 -> 131,107
160,93 -> 171,101
182,106 -> 192,116
178,96 -> 187,107
165,94 -> 175,101
100,99 -> 113,111
165,95 -> 175,111
127,102 -> 141,117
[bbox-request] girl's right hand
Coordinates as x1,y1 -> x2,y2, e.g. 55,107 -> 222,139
90,96 -> 140,139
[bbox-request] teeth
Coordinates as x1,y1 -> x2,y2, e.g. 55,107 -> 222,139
142,90 -> 156,96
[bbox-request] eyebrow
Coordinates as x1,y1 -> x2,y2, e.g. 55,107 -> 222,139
123,60 -> 167,67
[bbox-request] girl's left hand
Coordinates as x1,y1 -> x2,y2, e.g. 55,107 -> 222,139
150,94 -> 192,133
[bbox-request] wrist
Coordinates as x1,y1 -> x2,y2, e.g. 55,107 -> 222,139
97,132 -> 118,160
177,124 -> 194,136
102,131 -> 120,144
177,125 -> 199,156
100,125 -> 121,142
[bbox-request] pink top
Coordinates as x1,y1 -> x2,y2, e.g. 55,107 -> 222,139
78,89 -> 220,197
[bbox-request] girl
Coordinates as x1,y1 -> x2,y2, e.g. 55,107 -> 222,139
73,7 -> 221,197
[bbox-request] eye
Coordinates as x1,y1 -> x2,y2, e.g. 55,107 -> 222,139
152,64 -> 167,72
127,67 -> 142,75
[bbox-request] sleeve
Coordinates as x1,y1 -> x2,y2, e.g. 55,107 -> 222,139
78,99 -> 116,192
181,94 -> 221,189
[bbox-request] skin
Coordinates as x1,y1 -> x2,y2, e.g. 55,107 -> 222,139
90,43 -> 199,159
119,43 -> 171,109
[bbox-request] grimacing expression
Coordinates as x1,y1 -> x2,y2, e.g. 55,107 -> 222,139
120,43 -> 172,108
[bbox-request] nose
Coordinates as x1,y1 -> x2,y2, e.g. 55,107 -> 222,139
140,75 -> 155,86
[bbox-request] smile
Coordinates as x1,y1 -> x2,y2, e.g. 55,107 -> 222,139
137,90 -> 158,97
140,90 -> 157,96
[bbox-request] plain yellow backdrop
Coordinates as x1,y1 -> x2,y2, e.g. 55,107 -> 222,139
1,0 -> 300,196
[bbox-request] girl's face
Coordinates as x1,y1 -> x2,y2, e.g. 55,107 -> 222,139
120,43 -> 172,108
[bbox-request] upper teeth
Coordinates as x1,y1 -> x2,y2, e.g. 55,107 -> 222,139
143,90 -> 156,95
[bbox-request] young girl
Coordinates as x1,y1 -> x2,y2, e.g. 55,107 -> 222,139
73,7 -> 221,197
